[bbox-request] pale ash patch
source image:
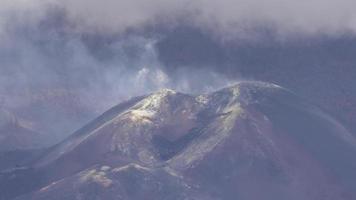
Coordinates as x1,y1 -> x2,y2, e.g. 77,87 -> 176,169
111,163 -> 151,173
101,165 -> 111,171
195,95 -> 208,104
126,109 -> 155,123
137,88 -> 176,110
38,179 -> 64,192
119,88 -> 177,124
39,183 -> 54,192
80,168 -> 113,187
163,166 -> 184,180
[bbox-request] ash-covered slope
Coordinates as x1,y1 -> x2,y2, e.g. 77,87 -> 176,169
5,81 -> 356,200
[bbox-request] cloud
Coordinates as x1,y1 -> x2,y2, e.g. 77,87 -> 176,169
192,0 -> 356,37
2,0 -> 356,37
63,0 -> 356,36
1,0 -> 354,112
2,0 -> 355,109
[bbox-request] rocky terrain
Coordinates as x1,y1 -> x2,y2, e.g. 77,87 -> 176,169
1,81 -> 356,200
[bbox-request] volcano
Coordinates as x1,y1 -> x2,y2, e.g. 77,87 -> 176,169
2,81 -> 356,200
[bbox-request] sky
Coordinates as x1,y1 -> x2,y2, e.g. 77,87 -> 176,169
1,0 -> 356,140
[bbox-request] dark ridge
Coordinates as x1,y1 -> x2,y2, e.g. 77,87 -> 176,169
152,107 -> 226,161
256,90 -> 356,192
152,126 -> 205,161
32,95 -> 145,165
72,95 -> 146,137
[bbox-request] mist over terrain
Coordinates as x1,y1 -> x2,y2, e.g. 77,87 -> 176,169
0,0 -> 355,148
1,1 -> 356,200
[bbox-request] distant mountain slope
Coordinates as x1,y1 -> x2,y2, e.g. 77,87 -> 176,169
0,109 -> 46,152
3,81 -> 356,200
1,89 -> 100,146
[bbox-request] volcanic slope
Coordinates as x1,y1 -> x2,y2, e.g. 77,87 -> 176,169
5,81 -> 356,200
